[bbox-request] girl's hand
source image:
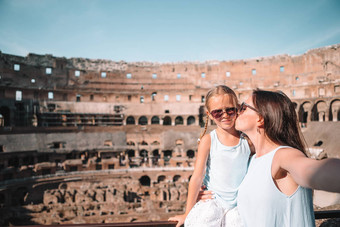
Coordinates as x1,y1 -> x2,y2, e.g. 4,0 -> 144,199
197,185 -> 214,202
168,214 -> 186,227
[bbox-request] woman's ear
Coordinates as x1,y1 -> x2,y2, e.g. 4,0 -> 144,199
257,116 -> 264,128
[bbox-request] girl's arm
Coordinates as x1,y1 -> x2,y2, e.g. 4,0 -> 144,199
277,148 -> 340,193
168,134 -> 211,227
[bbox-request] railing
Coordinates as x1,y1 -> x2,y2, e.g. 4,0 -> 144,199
20,221 -> 177,227
17,210 -> 340,227
314,209 -> 340,219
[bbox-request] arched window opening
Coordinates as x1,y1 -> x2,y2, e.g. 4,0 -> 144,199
163,150 -> 172,158
126,116 -> 135,125
173,175 -> 181,182
151,141 -> 160,145
127,150 -> 135,158
140,150 -> 148,158
298,102 -> 311,127
187,116 -> 195,125
153,149 -> 160,157
175,116 -> 184,125
151,116 -> 160,124
163,116 -> 171,126
330,99 -> 340,121
187,150 -> 195,158
311,101 -> 327,122
138,116 -> 148,125
157,175 -> 166,183
139,175 -> 151,186
139,140 -> 148,145
127,141 -> 135,146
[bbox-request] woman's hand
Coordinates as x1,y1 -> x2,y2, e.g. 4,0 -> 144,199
168,214 -> 186,227
196,185 -> 214,202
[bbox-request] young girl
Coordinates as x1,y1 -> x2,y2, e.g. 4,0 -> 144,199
168,85 -> 253,227
235,89 -> 340,226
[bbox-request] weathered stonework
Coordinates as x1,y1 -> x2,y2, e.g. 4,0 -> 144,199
0,44 -> 340,226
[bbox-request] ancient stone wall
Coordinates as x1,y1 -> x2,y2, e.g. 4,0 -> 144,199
0,44 -> 340,225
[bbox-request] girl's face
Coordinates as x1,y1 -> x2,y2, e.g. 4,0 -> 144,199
207,94 -> 238,130
235,97 -> 259,133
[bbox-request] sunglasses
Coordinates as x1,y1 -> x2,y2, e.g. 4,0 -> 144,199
238,102 -> 259,115
210,107 -> 237,119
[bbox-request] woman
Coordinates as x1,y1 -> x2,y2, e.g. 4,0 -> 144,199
235,89 -> 340,226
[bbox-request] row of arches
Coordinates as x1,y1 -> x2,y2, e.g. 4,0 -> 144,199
139,174 -> 191,186
125,149 -> 195,159
297,99 -> 340,123
125,115 -> 197,126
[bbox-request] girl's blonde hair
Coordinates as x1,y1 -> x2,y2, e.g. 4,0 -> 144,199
198,85 -> 238,144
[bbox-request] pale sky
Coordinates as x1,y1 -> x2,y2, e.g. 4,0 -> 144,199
0,0 -> 340,62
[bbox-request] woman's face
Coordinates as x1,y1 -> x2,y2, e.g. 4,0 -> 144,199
235,97 -> 259,133
207,94 -> 237,131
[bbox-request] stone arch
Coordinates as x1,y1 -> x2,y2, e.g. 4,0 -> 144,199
126,149 -> 135,158
175,116 -> 184,125
187,116 -> 195,125
151,141 -> 160,145
151,116 -> 160,124
0,106 -> 10,127
152,149 -> 160,157
139,175 -> 151,186
186,150 -> 195,158
138,116 -> 148,125
163,150 -> 172,158
126,141 -> 135,146
157,175 -> 166,183
139,149 -> 148,159
311,100 -> 327,122
173,175 -> 181,182
139,140 -> 148,145
152,149 -> 160,166
298,101 -> 312,126
330,99 -> 340,121
126,116 -> 135,125
163,116 -> 171,126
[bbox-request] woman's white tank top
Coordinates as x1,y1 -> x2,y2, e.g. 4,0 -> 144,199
237,146 -> 315,227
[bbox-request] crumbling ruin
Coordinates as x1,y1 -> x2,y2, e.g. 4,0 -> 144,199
0,44 -> 340,225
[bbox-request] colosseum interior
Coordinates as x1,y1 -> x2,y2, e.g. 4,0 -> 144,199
0,44 -> 340,226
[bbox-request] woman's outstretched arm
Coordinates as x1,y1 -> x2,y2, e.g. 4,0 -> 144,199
278,148 -> 340,193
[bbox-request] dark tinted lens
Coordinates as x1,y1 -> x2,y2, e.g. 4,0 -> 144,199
210,109 -> 223,118
226,107 -> 237,116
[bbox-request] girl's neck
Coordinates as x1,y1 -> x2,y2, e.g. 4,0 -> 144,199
216,126 -> 239,138
216,127 -> 240,146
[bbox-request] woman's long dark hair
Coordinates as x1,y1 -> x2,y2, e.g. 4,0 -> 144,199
252,89 -> 307,155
